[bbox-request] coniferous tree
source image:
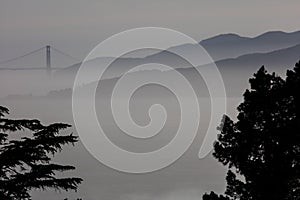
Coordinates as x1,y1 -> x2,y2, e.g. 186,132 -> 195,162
203,61 -> 300,200
0,106 -> 82,200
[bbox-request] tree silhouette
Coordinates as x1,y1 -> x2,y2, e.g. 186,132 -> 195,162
203,191 -> 228,200
203,61 -> 300,200
0,106 -> 82,200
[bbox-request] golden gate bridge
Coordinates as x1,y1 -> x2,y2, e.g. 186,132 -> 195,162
0,45 -> 80,72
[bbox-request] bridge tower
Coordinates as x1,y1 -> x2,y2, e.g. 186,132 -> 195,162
46,45 -> 51,74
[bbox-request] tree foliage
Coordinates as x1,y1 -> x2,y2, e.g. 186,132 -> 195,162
203,61 -> 300,200
0,106 -> 82,199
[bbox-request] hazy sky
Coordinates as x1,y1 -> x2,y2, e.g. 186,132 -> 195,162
1,0 -> 300,62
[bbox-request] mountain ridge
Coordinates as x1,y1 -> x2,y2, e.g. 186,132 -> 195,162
199,30 -> 300,60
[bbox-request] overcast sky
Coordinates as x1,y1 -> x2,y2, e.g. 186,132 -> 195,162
1,0 -> 300,62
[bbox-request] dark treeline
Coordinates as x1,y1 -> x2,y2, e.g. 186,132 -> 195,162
0,106 -> 82,200
203,61 -> 300,200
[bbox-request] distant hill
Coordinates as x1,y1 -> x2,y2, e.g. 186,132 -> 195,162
143,30 -> 300,62
51,30 -> 300,97
200,30 -> 300,60
200,44 -> 300,96
56,30 -> 300,77
214,43 -> 300,71
40,43 -> 300,100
